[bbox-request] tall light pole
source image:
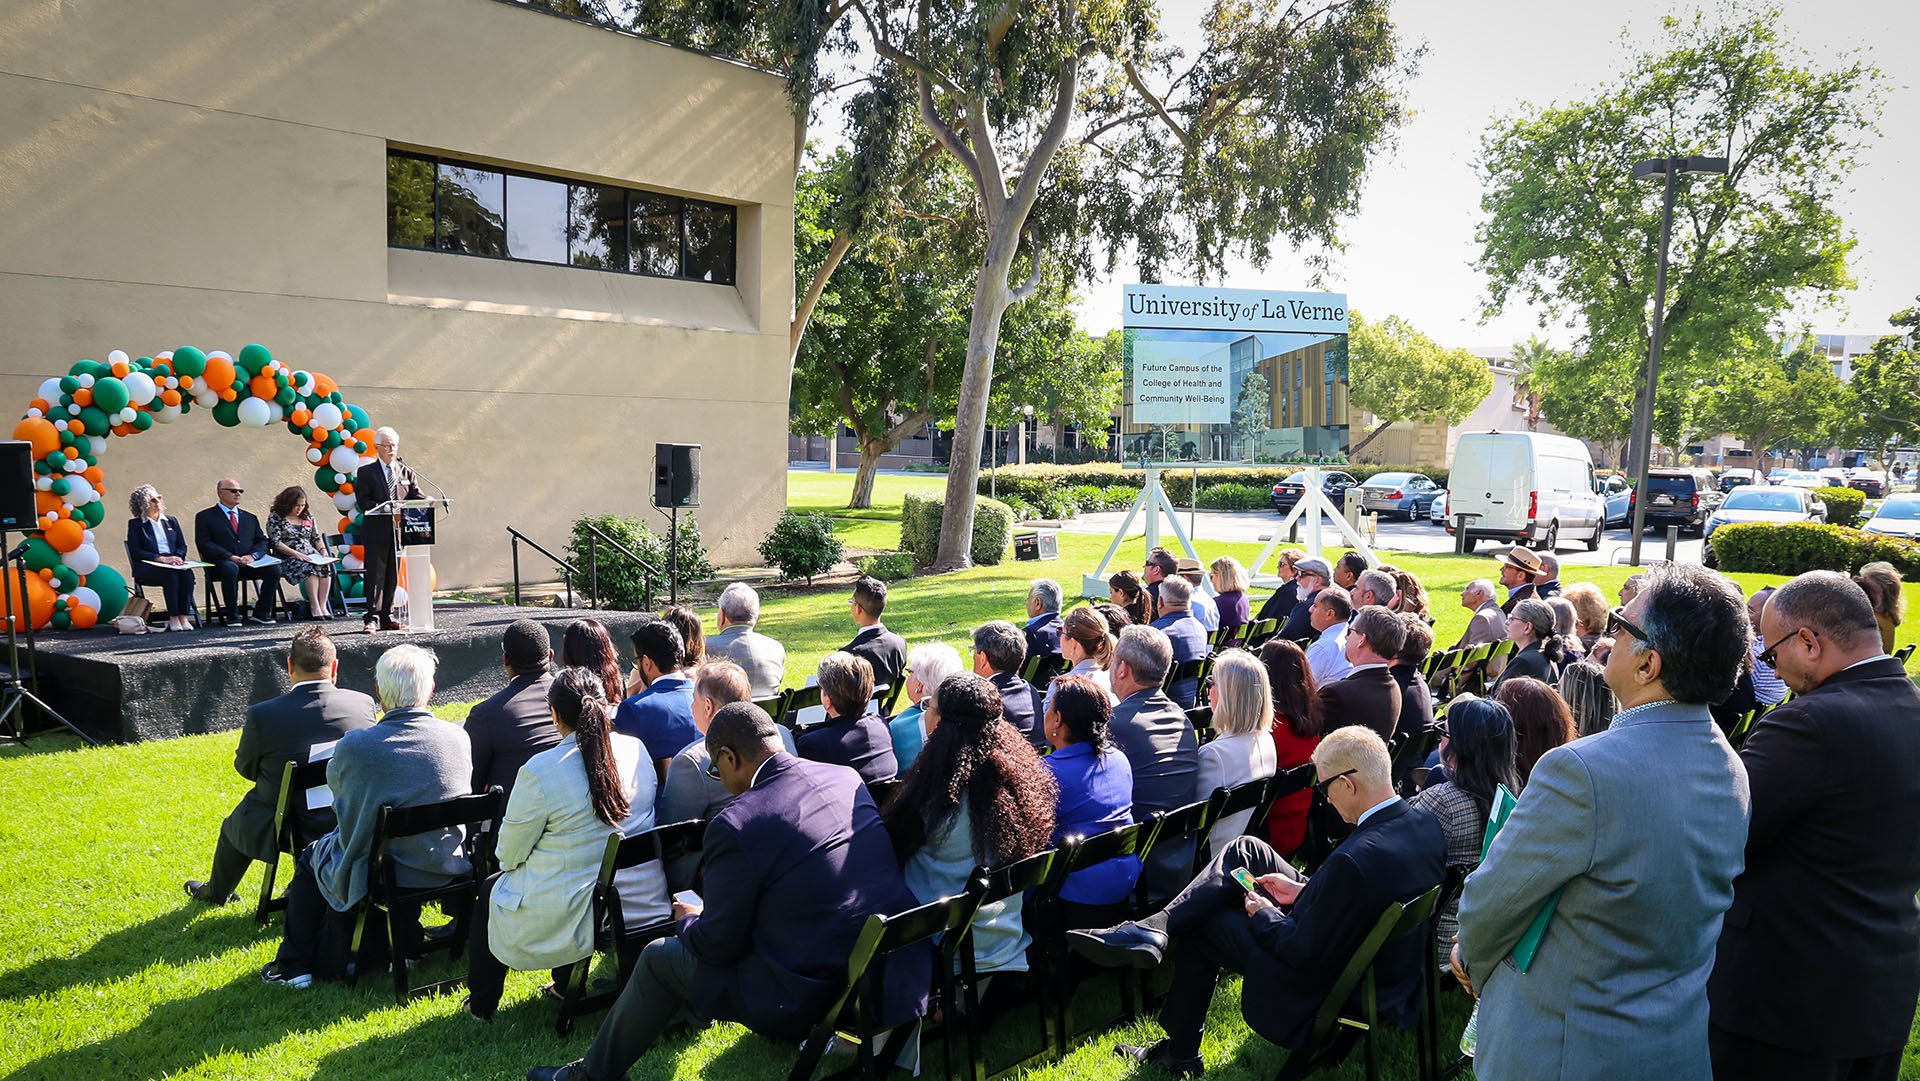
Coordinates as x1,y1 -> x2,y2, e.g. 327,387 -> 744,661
1626,154 -> 1728,566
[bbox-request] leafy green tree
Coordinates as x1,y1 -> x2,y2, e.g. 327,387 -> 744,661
1507,337 -> 1557,431
1234,371 -> 1271,459
1346,313 -> 1491,458
1530,349 -> 1638,463
1839,301 -> 1920,469
1702,337 -> 1845,469
1475,4 -> 1882,471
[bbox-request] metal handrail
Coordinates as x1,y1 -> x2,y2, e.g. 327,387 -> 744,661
508,526 -> 577,608
580,521 -> 662,611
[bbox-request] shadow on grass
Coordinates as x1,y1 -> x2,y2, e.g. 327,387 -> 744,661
0,899 -> 265,1003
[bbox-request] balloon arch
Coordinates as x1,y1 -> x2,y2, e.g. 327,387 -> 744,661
9,344 -> 380,631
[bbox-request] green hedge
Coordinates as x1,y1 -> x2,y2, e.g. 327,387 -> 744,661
1194,483 -> 1271,511
856,551 -> 916,581
979,462 -> 1451,508
757,511 -> 843,584
1815,486 -> 1865,529
901,491 -> 1014,567
567,513 -> 712,610
1709,521 -> 1920,576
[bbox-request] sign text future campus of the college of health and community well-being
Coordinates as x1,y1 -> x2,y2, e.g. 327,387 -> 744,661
1122,284 -> 1349,428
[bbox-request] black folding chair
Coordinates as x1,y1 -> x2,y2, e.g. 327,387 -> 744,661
347,786 -> 504,1005
1018,652 -> 1066,687
1897,643 -> 1916,665
753,689 -> 788,721
868,683 -> 895,720
780,685 -> 825,732
1135,799 -> 1219,1009
865,777 -> 904,810
255,758 -> 331,924
1185,705 -> 1215,745
953,849 -> 1064,1080
1274,883 -> 1443,1081
1032,820 -> 1156,1050
1163,658 -> 1209,709
1419,867 -> 1472,1081
554,819 -> 706,1034
1243,617 -> 1281,650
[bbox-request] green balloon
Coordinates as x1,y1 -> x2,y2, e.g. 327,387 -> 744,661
77,406 -> 110,436
136,357 -> 156,371
85,564 -> 127,620
58,376 -> 78,395
50,566 -> 77,592
171,346 -> 207,378
49,477 -> 70,496
33,460 -> 49,476
345,404 -> 370,430
22,538 -> 60,572
314,465 -> 340,493
275,387 -> 296,407
76,500 -> 105,527
211,399 -> 241,427
238,343 -> 272,370
91,377 -> 130,413
46,451 -> 65,470
50,610 -> 70,630
67,361 -> 96,379
132,411 -> 153,432
323,430 -> 344,449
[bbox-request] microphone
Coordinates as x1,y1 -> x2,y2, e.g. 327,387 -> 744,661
399,456 -> 453,514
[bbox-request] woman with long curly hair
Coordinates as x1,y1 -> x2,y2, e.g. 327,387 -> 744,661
887,673 -> 1058,975
560,618 -> 626,704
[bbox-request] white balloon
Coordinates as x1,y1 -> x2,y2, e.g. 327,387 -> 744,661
64,458 -> 83,473
122,371 -> 157,406
25,409 -> 41,420
342,553 -> 365,573
153,404 -> 182,424
293,371 -> 314,394
38,378 -> 62,403
76,373 -> 95,389
156,350 -> 173,360
118,408 -> 136,424
332,491 -> 356,513
306,447 -> 324,464
35,476 -> 51,491
82,529 -> 94,544
89,436 -> 105,456
392,587 -> 408,609
207,350 -> 232,362
107,350 -> 129,366
67,404 -> 80,415
62,546 -> 100,576
311,402 -> 343,431
196,390 -> 218,408
328,445 -> 359,474
236,397 -> 272,426
62,475 -> 95,506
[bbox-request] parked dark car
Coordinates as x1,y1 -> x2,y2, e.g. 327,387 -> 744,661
1641,469 -> 1723,535
1270,471 -> 1357,514
1847,474 -> 1887,499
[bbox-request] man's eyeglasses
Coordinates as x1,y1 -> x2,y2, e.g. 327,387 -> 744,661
1758,627 -> 1814,668
1313,767 -> 1358,796
704,760 -> 723,781
1605,607 -> 1647,643
220,487 -> 244,494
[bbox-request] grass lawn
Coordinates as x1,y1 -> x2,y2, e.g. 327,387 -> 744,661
3,469 -> 1916,1079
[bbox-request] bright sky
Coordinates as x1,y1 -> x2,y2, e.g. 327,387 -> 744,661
1071,0 -> 1919,349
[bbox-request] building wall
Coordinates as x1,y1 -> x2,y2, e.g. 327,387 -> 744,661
0,0 -> 794,585
1351,364 -> 1568,466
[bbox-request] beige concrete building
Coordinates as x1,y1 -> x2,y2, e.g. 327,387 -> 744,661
0,0 -> 794,586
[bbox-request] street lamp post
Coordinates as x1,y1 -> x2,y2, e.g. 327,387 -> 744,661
1626,154 -> 1728,566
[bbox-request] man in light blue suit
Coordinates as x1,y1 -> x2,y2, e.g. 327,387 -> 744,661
1454,562 -> 1751,1081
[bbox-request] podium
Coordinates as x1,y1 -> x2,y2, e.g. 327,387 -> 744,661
369,497 -> 449,631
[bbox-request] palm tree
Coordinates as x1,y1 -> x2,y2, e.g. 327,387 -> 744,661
1508,337 -> 1554,432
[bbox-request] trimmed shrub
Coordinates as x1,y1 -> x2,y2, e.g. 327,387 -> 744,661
1194,483 -> 1271,511
1034,491 -> 1079,520
568,513 -> 713,610
1815,486 -> 1865,529
902,491 -> 1015,567
1709,521 -> 1920,577
757,511 -> 844,584
856,551 -> 916,581
981,462 -> 1449,508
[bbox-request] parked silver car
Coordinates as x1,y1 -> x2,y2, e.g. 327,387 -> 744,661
1861,494 -> 1920,539
1355,472 -> 1442,519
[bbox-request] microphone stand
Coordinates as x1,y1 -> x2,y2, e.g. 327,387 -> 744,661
0,527 -> 97,746
397,457 -> 452,515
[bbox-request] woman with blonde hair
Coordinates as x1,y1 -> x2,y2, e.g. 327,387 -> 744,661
1045,606 -> 1117,713
1209,556 -> 1252,638
1560,582 -> 1611,651
1197,648 -> 1278,850
1856,561 -> 1904,653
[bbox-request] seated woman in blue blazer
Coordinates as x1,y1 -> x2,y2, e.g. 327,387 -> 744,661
125,484 -> 196,631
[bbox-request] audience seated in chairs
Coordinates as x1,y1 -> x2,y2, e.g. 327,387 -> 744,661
1333,551 -> 1367,591
1546,596 -> 1585,663
888,672 -> 1057,977
463,667 -> 670,1021
1042,676 -> 1139,915
1209,556 -> 1252,639
705,583 -> 785,698
1254,548 -> 1309,625
1174,557 -> 1220,632
1023,578 -> 1063,659
1149,576 -> 1208,707
614,619 -> 696,779
1277,557 -> 1331,644
972,619 -> 1042,748
1533,553 -> 1563,599
561,618 -> 627,705
1452,578 -> 1506,650
796,651 -> 898,784
1142,548 -> 1178,610
1557,659 -> 1617,738
1495,598 -> 1565,691
126,483 -> 198,632
1094,601 -> 1134,636
527,703 -> 928,1081
263,644 -> 473,987
661,605 -> 705,669
1560,581 -> 1610,653
1067,726 -> 1446,1078
196,477 -> 280,626
1742,586 -> 1789,708
1454,563 -> 1751,1081
1197,649 -> 1277,850
1351,568 -> 1397,612
1388,614 -> 1436,790
1107,569 -> 1154,627
1408,696 -> 1519,969
1316,604 -> 1403,741
1494,675 -> 1576,785
1106,624 -> 1199,901
1046,606 -> 1118,714
1855,560 -> 1904,654
1302,584 -> 1354,684
185,626 -> 376,905
466,619 -> 561,799
1498,546 -> 1541,613
1258,639 -> 1321,858
841,575 -> 907,692
888,641 -> 964,771
1385,565 -> 1432,622
656,660 -> 795,891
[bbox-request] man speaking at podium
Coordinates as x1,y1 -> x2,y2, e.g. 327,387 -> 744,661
355,427 -> 423,634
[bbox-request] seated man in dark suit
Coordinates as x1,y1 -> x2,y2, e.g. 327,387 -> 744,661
795,652 -> 898,783
529,703 -> 929,1081
464,618 -> 559,799
1107,624 -> 1199,900
1068,726 -> 1446,1077
1318,606 -> 1406,742
185,626 -> 377,904
264,644 -> 474,986
1278,557 -> 1332,643
1149,576 -> 1209,707
1023,578 -> 1063,660
973,619 -> 1042,748
1709,571 -> 1920,1081
614,619 -> 696,779
841,575 -> 907,693
1387,614 -> 1435,793
194,477 -> 278,625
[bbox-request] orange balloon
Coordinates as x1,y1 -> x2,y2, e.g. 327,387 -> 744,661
179,375 -> 194,389
72,388 -> 93,407
203,356 -> 237,392
111,360 -> 129,378
84,466 -> 103,485
35,492 -> 62,516
3,572 -> 55,631
291,409 -> 311,427
37,568 -> 52,581
313,374 -> 338,397
44,519 -> 84,553
28,398 -> 49,414
66,420 -> 84,434
396,562 -> 406,589
350,545 -> 365,561
69,603 -> 97,630
353,428 -> 376,451
248,374 -> 277,401
339,481 -> 353,495
338,516 -> 352,534
221,388 -> 238,403
13,417 -> 59,457
160,389 -> 181,407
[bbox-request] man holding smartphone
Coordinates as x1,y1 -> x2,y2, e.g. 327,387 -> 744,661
1067,727 -> 1445,1078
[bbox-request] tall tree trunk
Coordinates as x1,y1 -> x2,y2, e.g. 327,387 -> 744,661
933,233 -> 1020,571
1347,419 -> 1395,459
850,440 -> 883,510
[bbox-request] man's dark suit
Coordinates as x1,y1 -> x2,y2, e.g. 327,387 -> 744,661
1708,656 -> 1920,1078
1110,687 -> 1199,899
1388,664 -> 1434,790
1151,612 -> 1208,708
464,671 -> 559,798
841,623 -> 907,693
1023,611 -> 1061,661
354,457 -> 423,627
1255,579 -> 1300,625
1148,802 -> 1446,1056
1280,587 -> 1321,642
1499,581 -> 1536,615
1318,664 -> 1402,743
202,681 -> 378,898
990,670 -> 1043,748
194,504 -> 276,622
1535,578 -> 1562,599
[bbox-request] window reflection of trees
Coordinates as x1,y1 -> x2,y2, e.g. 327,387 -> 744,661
631,193 -> 682,277
387,156 -> 434,248
436,165 -> 505,256
685,202 -> 736,284
568,184 -> 629,270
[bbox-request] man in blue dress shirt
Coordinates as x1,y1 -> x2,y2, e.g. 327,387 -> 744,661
615,618 -> 697,779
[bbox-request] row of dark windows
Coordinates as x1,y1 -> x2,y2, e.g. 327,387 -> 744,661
386,151 -> 736,285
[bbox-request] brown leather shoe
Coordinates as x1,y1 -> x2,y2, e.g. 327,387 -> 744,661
381,618 -> 405,631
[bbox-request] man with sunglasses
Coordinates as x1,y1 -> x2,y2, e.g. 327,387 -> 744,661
1707,571 -> 1920,1081
1066,727 -> 1444,1078
1455,562 -> 1750,1081
194,477 -> 277,626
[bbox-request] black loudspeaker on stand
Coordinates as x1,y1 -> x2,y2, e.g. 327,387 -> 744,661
0,441 -> 96,746
652,444 -> 700,607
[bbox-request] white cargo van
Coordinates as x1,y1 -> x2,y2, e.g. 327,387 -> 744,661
1447,431 -> 1607,553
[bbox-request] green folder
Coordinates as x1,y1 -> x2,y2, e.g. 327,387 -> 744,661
1481,783 -> 1559,972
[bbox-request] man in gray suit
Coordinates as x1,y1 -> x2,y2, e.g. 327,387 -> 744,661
704,583 -> 785,699
1450,579 -> 1505,650
185,627 -> 376,904
1454,562 -> 1751,1081
264,644 -> 474,987
1108,624 -> 1199,901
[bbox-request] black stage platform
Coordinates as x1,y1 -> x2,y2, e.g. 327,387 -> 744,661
20,604 -> 658,743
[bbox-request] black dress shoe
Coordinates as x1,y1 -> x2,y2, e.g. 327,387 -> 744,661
184,880 -> 238,905
246,614 -> 274,625
1115,1040 -> 1204,1078
1066,921 -> 1168,968
526,1063 -> 588,1081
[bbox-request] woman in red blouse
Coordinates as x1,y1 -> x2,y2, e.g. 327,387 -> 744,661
1258,638 -> 1322,856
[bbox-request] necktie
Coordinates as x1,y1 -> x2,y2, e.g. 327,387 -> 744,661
227,508 -> 238,532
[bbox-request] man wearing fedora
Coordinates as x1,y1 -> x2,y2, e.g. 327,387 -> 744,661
1174,557 -> 1220,633
1499,547 -> 1543,615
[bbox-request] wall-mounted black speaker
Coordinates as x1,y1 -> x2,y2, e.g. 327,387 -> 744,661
653,443 -> 701,508
0,442 -> 36,531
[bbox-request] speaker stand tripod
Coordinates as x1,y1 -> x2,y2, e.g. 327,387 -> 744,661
0,529 -> 98,747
